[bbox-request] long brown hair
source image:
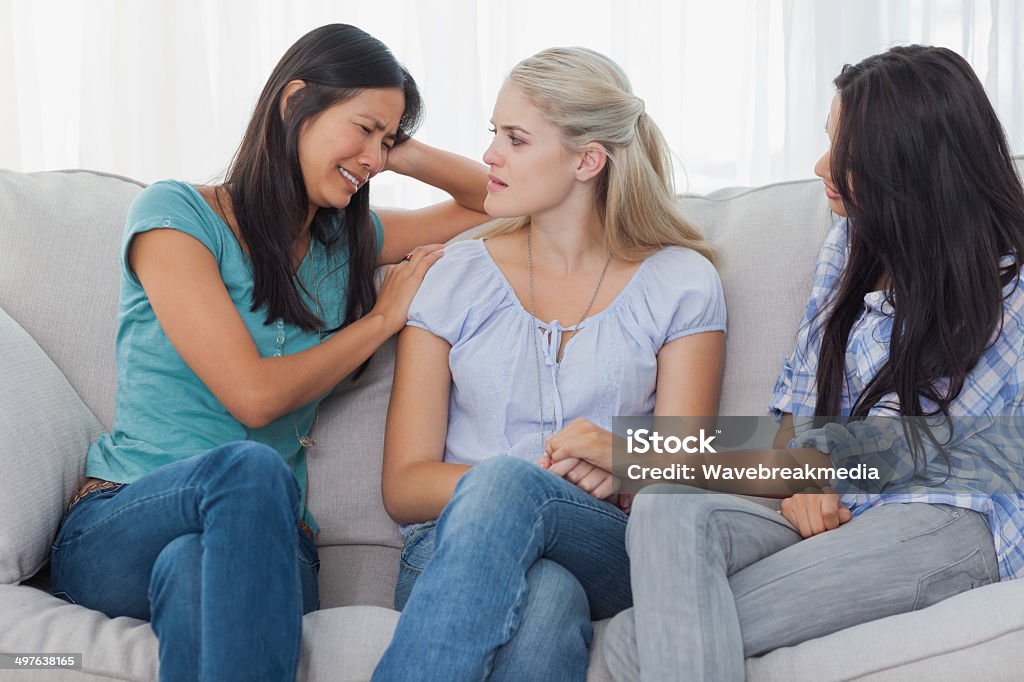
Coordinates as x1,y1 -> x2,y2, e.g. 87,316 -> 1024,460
226,24 -> 423,331
812,46 -> 1024,463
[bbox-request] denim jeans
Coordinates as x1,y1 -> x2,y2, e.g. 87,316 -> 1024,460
50,441 -> 320,682
603,486 -> 1000,682
394,520 -> 437,611
373,456 -> 632,682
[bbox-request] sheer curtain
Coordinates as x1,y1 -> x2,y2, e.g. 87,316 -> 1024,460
1,0 -> 1021,206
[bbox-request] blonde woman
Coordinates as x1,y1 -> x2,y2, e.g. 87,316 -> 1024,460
372,48 -> 725,680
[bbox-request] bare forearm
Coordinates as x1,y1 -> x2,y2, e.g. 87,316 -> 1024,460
243,312 -> 393,427
382,460 -> 472,524
390,139 -> 488,212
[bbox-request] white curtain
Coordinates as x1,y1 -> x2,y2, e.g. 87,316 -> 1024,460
2,0 -> 1021,206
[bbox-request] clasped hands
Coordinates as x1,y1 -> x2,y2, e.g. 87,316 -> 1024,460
537,418 -> 852,535
537,418 -> 633,512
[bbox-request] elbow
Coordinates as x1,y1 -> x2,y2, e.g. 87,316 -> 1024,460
224,386 -> 280,431
381,480 -> 412,525
381,467 -> 423,526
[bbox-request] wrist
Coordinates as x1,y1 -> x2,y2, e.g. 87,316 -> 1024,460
362,308 -> 402,340
386,137 -> 424,177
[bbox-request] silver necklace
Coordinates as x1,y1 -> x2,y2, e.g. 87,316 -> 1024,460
294,237 -> 321,448
527,227 -> 612,455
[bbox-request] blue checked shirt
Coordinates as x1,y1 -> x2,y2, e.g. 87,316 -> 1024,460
769,218 -> 1024,580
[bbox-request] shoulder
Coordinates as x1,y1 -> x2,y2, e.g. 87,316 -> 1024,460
640,246 -> 722,297
636,247 -> 726,339
122,181 -> 227,264
407,238 -> 511,344
128,180 -> 204,219
421,238 -> 490,281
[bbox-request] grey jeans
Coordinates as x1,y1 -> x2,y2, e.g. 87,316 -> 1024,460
604,487 -> 999,681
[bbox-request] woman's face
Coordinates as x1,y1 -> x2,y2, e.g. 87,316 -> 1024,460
295,86 -> 405,210
814,94 -> 848,217
481,83 -> 580,219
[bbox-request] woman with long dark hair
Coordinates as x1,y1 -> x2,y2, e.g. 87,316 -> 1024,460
589,45 -> 1024,680
48,24 -> 488,681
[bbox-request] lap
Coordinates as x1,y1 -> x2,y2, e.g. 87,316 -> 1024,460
50,442 -> 314,618
730,502 -> 999,655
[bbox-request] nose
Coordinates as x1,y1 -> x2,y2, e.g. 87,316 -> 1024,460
358,141 -> 386,177
813,149 -> 830,183
482,138 -> 501,167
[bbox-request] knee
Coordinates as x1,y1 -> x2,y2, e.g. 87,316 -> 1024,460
199,441 -> 298,504
440,457 -> 551,536
454,456 -> 547,506
150,534 -> 202,609
522,559 -> 591,634
627,487 -> 719,547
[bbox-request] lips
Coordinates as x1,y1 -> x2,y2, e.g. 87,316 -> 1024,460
823,183 -> 841,200
338,167 -> 362,190
487,174 -> 508,192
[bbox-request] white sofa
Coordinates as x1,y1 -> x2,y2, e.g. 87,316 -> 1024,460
2,163 -> 1023,681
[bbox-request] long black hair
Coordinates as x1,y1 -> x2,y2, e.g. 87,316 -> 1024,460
225,24 -> 422,331
813,46 -> 1024,445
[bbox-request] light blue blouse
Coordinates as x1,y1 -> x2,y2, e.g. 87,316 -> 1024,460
407,238 -> 726,468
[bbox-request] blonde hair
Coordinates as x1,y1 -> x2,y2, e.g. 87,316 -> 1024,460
479,47 -> 714,263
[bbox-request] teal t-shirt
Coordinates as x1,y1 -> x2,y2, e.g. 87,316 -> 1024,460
86,180 -> 384,533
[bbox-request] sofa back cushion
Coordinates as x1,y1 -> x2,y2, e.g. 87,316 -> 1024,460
0,169 -> 142,431
0,305 -> 104,583
680,178 -> 831,443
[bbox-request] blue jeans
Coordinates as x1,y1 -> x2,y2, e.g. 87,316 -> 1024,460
394,520 -> 437,611
603,487 -> 1000,681
50,441 -> 320,682
373,456 -> 632,682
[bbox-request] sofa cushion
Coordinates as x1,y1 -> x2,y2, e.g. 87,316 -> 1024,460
0,306 -> 104,584
679,179 -> 832,427
306,337 -> 403,551
747,577 -> 1024,681
0,583 -> 400,681
0,169 -> 142,431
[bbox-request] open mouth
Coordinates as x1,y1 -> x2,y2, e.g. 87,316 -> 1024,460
338,167 -> 362,190
487,174 -> 508,192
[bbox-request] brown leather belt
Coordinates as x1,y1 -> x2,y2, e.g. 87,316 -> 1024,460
67,479 -> 122,511
68,478 -> 315,540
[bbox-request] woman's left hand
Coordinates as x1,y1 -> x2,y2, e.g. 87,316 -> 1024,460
545,418 -> 615,471
539,454 -> 618,500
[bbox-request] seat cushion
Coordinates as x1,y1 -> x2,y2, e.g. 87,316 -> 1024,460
0,584 -> 399,681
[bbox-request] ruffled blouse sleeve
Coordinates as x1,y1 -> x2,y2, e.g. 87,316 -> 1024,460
632,246 -> 726,349
406,240 -> 508,346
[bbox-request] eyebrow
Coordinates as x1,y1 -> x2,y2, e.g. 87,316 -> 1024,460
358,115 -> 398,141
491,122 -> 533,136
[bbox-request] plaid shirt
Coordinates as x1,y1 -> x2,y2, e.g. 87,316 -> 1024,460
769,218 -> 1024,580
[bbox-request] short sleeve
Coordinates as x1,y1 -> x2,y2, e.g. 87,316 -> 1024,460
406,240 -> 504,346
120,181 -> 225,286
640,247 -> 726,347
